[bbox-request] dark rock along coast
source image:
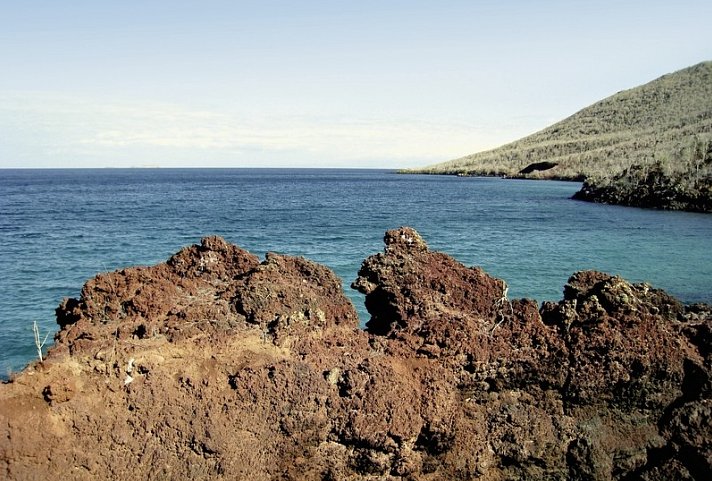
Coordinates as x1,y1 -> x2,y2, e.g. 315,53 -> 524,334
1,228 -> 710,480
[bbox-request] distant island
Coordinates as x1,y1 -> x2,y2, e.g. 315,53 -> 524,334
402,61 -> 712,212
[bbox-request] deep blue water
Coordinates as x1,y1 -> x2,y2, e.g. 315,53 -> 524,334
1,168 -> 711,376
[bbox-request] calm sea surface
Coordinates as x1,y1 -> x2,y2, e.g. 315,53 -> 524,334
1,168 -> 711,376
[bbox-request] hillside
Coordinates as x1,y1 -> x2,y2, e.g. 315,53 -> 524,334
405,61 -> 712,182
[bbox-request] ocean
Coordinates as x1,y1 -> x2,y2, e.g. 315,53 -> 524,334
1,168 -> 711,376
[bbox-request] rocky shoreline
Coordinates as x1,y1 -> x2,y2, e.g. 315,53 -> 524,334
1,228 -> 710,480
572,163 -> 712,213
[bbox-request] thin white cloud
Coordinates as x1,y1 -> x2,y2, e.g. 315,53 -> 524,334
0,92 -> 537,168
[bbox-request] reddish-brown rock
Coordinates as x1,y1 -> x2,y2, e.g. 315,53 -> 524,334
1,228 -> 709,480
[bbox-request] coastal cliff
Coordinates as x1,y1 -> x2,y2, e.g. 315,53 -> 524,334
404,61 -> 712,213
1,229 -> 710,480
572,152 -> 712,212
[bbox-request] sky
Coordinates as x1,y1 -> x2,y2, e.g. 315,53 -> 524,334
1,0 -> 711,169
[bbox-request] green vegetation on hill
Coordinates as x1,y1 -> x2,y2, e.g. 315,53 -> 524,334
404,61 -> 712,183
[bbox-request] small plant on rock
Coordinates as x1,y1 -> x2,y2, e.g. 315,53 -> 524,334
32,321 -> 50,363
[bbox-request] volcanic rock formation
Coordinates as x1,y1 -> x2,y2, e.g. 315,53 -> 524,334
1,228 -> 710,480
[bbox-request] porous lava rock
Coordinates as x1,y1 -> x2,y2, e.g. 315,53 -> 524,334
1,229 -> 709,480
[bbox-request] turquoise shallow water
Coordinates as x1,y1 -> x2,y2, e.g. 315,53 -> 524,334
1,168 -> 711,376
